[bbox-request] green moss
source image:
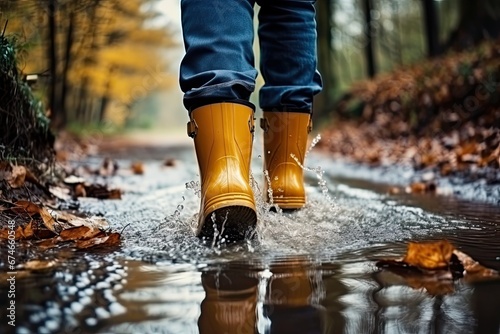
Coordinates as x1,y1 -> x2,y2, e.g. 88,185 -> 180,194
0,34 -> 54,174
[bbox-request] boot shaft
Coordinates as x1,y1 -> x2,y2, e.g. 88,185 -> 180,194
261,111 -> 312,209
188,102 -> 257,240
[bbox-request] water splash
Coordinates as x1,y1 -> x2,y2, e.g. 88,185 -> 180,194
305,133 -> 322,158
291,153 -> 336,212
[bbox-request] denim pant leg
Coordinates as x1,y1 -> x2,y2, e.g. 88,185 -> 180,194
180,0 -> 258,112
257,0 -> 323,112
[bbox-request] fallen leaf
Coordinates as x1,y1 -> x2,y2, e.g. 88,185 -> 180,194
376,240 -> 499,295
38,207 -> 60,234
75,183 -> 86,197
21,260 -> 57,271
0,222 -> 35,240
35,238 -> 58,250
8,165 -> 26,188
14,226 -> 23,240
56,211 -> 110,230
22,221 -> 34,239
75,232 -> 121,249
13,200 -> 41,215
164,158 -> 176,167
403,240 -> 454,270
453,249 -> 499,281
130,161 -> 144,175
77,184 -> 121,199
107,189 -> 122,199
59,226 -> 101,241
0,228 -> 9,239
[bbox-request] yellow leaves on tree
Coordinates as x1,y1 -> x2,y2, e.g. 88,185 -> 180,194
4,0 -> 177,128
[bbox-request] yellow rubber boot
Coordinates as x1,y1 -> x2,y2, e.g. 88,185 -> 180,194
260,111 -> 312,209
188,102 -> 257,240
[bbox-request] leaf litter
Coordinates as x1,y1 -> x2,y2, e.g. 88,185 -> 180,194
0,199 -> 120,251
376,240 -> 499,295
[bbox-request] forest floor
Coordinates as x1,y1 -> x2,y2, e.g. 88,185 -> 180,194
316,38 -> 500,204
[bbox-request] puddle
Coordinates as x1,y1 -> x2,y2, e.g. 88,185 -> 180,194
1,143 -> 499,333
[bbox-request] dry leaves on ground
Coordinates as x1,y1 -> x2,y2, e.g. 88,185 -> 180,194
376,240 -> 499,295
319,38 -> 500,190
0,161 -> 47,190
0,200 -> 120,250
61,175 -> 122,200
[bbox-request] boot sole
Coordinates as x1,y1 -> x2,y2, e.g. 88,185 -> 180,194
270,197 -> 306,210
198,195 -> 257,241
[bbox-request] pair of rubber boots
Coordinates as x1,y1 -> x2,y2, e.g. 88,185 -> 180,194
187,102 -> 312,240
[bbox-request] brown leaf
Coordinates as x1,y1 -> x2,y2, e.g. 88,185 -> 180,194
34,227 -> 57,239
35,238 -> 58,250
22,221 -> 34,239
8,165 -> 26,188
164,158 -> 176,167
130,161 -> 144,175
107,189 -> 122,199
38,208 -> 60,234
75,235 -> 110,249
13,200 -> 41,215
56,211 -> 110,230
14,226 -> 23,240
22,260 -> 57,271
0,228 -> 10,239
79,184 -> 121,200
403,240 -> 455,270
59,226 -> 101,241
408,182 -> 427,193
75,184 -> 86,197
75,232 -> 121,250
453,249 -> 499,281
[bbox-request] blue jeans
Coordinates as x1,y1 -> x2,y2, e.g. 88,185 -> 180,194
180,0 -> 323,113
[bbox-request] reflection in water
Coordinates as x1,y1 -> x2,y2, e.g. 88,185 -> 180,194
198,258 -> 334,334
263,259 -> 323,334
195,257 -> 500,334
199,265 -> 258,334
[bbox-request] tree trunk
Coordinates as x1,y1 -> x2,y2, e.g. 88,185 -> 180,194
422,0 -> 440,57
446,0 -> 500,51
315,0 -> 337,119
60,10 -> 75,125
47,0 -> 61,130
362,0 -> 376,78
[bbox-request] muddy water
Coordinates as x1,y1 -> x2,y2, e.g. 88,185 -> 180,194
1,139 -> 500,334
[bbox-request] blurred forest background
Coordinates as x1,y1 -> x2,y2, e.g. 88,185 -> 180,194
1,0 -> 500,133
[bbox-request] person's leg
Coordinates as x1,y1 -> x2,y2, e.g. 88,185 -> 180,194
180,0 -> 258,240
180,0 -> 257,110
257,0 -> 322,112
257,0 -> 322,209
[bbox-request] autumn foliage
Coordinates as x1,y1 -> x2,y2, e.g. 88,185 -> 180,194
319,38 -> 500,177
2,0 -> 176,130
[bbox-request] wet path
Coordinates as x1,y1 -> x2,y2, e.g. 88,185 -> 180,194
1,137 -> 499,334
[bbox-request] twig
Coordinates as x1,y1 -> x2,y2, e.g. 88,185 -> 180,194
2,20 -> 8,38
